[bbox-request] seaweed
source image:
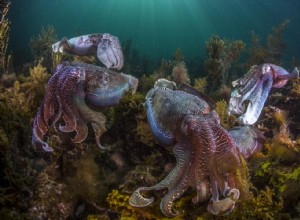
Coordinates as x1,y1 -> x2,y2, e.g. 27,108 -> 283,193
193,77 -> 207,93
122,38 -> 149,78
204,35 -> 244,95
106,189 -> 160,219
172,48 -> 184,64
28,169 -> 75,219
171,61 -> 190,85
0,61 -> 50,114
266,19 -> 289,64
154,59 -> 173,79
0,0 -> 10,75
215,99 -> 237,129
246,20 -> 289,67
246,31 -> 269,68
291,78 -> 300,97
21,61 -> 50,112
29,26 -> 58,72
0,89 -> 35,219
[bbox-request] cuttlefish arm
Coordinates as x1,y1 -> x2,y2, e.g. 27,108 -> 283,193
32,62 -> 138,152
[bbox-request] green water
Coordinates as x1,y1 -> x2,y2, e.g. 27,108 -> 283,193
9,0 -> 300,65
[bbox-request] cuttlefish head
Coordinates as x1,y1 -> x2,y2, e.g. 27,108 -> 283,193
228,64 -> 298,125
97,33 -> 124,70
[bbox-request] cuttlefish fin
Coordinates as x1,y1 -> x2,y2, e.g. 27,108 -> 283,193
178,83 -> 216,109
277,67 -> 299,80
52,37 -> 71,53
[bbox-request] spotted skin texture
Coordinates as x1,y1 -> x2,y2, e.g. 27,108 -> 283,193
32,62 -> 138,152
129,85 -> 242,217
228,63 -> 299,125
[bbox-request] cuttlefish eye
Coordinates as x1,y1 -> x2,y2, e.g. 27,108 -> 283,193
262,65 -> 271,74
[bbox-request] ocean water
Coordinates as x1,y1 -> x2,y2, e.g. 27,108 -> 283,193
2,1 -> 300,219
9,0 -> 300,65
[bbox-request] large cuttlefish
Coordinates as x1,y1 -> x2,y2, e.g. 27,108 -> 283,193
33,33 -> 137,152
52,33 -> 124,70
129,79 -> 263,216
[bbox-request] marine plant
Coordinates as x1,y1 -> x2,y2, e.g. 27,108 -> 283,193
246,20 -> 289,67
0,61 -> 50,114
28,170 -> 75,219
109,91 -> 146,138
0,86 -> 35,219
107,189 -> 160,219
138,73 -> 159,95
193,77 -> 207,93
229,187 -> 284,219
139,48 -> 188,93
29,26 -> 58,71
172,48 -> 184,64
155,59 -> 173,79
204,35 -> 244,95
266,19 -> 289,64
21,61 -> 50,112
73,55 -> 97,64
134,112 -> 156,147
171,61 -> 190,84
67,154 -> 102,201
138,56 -> 178,94
291,78 -> 300,96
215,99 -> 237,129
246,31 -> 269,68
272,110 -> 295,148
0,0 -> 10,75
121,38 -> 149,77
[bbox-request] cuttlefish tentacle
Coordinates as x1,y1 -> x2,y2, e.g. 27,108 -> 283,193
43,66 -> 62,126
192,179 -> 210,204
57,68 -> 78,132
239,73 -> 273,125
58,67 -> 89,142
160,186 -> 189,217
74,78 -> 108,149
182,115 -> 211,204
33,85 -> 64,151
208,187 -> 240,215
32,103 -> 54,152
129,135 -> 191,211
159,134 -> 194,217
186,113 -> 240,216
36,100 -> 48,136
32,62 -> 138,151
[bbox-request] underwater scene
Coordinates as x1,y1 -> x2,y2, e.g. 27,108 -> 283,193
1,0 -> 300,219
